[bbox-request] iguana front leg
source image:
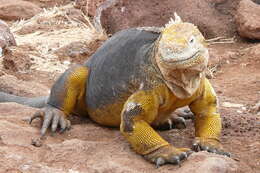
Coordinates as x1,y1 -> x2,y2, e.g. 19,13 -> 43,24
189,79 -> 230,156
30,65 -> 89,136
120,90 -> 192,167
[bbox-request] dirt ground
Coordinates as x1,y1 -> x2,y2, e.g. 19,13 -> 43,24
209,43 -> 260,171
0,1 -> 259,173
1,38 -> 260,173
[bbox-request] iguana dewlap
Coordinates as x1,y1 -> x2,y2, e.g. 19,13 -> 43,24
1,13 -> 230,167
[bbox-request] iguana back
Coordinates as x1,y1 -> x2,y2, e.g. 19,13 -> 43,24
85,28 -> 160,110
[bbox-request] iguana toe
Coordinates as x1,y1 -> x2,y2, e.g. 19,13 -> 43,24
145,145 -> 192,167
155,157 -> 165,168
171,116 -> 186,129
192,137 -> 231,157
30,105 -> 71,136
156,116 -> 186,130
175,106 -> 194,120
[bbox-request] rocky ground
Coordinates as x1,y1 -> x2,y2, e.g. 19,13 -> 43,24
0,0 -> 259,172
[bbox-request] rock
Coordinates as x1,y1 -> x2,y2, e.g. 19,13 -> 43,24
247,43 -> 260,57
2,46 -> 33,72
0,19 -> 16,49
0,103 -> 240,172
54,39 -> 105,64
235,0 -> 260,40
74,0 -> 106,16
54,41 -> 91,64
175,152 -> 238,173
98,0 -> 238,38
0,0 -> 42,21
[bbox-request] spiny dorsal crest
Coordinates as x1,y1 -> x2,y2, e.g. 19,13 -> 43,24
164,12 -> 183,28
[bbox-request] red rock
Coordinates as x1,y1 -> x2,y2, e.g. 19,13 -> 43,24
175,152 -> 238,173
248,43 -> 260,57
54,39 -> 105,64
98,0 -> 238,38
0,0 -> 42,21
0,103 -> 240,172
235,0 -> 260,39
2,46 -> 33,72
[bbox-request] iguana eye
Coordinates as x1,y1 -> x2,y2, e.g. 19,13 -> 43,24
189,36 -> 195,44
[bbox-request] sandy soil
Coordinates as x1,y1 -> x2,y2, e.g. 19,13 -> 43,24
1,40 -> 259,173
0,1 -> 259,173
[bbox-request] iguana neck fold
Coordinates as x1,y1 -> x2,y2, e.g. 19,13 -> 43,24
152,41 -> 208,99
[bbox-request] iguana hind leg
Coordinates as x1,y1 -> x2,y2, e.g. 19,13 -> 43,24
120,90 -> 192,167
154,116 -> 186,130
30,65 -> 89,136
154,107 -> 194,130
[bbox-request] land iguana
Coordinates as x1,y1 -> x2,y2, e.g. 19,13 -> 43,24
0,13 -> 230,167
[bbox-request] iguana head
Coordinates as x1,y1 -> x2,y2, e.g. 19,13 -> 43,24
155,13 -> 209,99
157,13 -> 208,69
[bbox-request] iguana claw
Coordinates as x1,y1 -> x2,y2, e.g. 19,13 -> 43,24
29,105 -> 71,136
155,157 -> 165,168
175,106 -> 194,120
145,145 -> 193,167
156,116 -> 186,130
192,137 -> 231,157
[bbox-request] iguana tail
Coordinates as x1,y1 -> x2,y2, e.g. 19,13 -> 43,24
0,91 -> 48,108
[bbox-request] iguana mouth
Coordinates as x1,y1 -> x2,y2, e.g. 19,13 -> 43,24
163,51 -> 201,64
175,51 -> 200,62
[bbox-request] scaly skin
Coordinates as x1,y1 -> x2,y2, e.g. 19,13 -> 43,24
27,13 -> 230,167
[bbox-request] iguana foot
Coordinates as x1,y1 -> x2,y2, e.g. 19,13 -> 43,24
175,106 -> 194,120
192,137 -> 230,157
29,105 -> 71,136
157,106 -> 194,130
156,116 -> 186,130
144,145 -> 193,167
156,107 -> 194,130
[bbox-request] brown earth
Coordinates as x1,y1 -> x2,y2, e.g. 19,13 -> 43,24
0,1 -> 260,173
0,42 -> 259,172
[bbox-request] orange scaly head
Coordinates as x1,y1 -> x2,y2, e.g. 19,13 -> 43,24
157,13 -> 209,69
